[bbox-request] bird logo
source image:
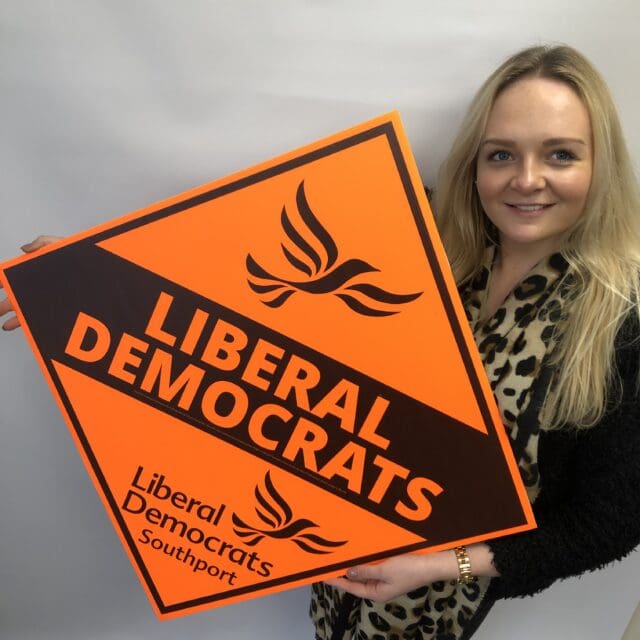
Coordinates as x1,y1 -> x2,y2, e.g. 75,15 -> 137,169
246,180 -> 423,316
232,472 -> 347,554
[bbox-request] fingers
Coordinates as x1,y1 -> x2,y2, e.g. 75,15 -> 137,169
324,577 -> 375,599
344,564 -> 385,583
0,296 -> 20,330
21,235 -> 62,252
0,296 -> 12,316
322,563 -> 390,601
2,314 -> 21,331
0,235 -> 61,332
325,554 -> 437,603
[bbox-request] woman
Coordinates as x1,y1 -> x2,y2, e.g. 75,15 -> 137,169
2,45 -> 639,640
311,45 -> 640,639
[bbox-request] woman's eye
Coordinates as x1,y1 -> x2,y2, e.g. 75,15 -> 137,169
551,149 -> 576,163
488,150 -> 512,162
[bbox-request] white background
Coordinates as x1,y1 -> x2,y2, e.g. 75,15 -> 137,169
1,1 -> 639,638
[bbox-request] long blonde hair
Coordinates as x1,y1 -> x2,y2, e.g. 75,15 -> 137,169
435,45 -> 640,429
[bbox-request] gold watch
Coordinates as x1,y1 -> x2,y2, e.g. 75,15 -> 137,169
454,546 -> 477,585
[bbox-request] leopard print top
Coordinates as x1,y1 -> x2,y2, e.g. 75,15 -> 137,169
310,249 -> 574,640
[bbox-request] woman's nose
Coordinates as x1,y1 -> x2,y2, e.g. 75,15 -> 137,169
511,158 -> 545,192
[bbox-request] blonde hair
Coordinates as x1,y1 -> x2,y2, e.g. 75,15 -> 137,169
435,45 -> 640,429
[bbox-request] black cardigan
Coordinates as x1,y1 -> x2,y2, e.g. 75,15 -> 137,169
487,313 -> 640,599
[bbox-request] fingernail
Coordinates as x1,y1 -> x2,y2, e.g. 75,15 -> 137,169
346,568 -> 358,579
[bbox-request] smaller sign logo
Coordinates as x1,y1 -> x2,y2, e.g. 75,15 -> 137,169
232,472 -> 347,555
246,180 -> 423,316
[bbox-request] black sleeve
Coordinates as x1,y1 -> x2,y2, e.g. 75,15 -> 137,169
487,329 -> 640,599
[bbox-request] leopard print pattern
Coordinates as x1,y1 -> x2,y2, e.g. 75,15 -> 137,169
466,250 -> 573,500
310,250 -> 574,640
311,578 -> 489,640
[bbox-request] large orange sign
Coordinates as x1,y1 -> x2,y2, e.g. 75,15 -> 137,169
0,113 -> 535,619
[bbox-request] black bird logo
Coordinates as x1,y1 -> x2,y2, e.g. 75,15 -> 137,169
246,180 -> 423,317
232,472 -> 347,554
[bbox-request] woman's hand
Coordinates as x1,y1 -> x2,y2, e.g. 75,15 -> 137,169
325,551 -> 457,602
325,544 -> 498,603
1,235 -> 62,331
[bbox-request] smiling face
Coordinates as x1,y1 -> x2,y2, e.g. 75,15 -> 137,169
475,76 -> 593,261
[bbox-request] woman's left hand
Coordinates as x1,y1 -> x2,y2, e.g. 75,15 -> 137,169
324,552 -> 456,602
325,544 -> 498,602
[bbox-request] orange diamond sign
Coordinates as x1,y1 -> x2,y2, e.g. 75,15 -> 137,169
0,113 -> 535,618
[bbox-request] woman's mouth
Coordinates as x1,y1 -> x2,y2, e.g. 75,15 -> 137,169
506,203 -> 554,212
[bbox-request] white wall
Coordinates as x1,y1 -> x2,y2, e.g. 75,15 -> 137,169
1,1 -> 639,638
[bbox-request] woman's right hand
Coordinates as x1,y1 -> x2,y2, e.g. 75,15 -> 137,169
1,235 -> 62,331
